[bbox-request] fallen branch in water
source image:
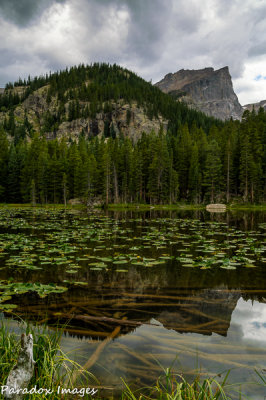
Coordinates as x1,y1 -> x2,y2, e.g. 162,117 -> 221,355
72,326 -> 121,384
51,312 -> 160,327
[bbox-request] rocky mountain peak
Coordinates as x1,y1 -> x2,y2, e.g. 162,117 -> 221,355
155,66 -> 243,121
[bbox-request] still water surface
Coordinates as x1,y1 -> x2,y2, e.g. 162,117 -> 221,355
0,207 -> 265,398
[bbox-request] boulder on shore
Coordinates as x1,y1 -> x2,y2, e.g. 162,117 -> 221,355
206,204 -> 226,212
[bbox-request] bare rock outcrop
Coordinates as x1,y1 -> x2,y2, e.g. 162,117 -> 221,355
53,102 -> 167,142
243,99 -> 266,113
0,83 -> 167,142
155,66 -> 243,121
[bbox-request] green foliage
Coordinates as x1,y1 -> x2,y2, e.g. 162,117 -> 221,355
122,366 -> 232,400
0,324 -> 97,400
203,139 -> 222,203
0,64 -> 266,204
0,107 -> 266,204
0,63 -> 220,132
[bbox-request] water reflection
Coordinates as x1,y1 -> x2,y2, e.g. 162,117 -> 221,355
1,207 -> 266,398
232,298 -> 266,343
55,296 -> 266,399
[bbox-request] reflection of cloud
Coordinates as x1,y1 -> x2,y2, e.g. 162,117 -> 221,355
231,298 -> 266,343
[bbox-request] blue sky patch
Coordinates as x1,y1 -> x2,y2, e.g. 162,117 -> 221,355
254,75 -> 266,81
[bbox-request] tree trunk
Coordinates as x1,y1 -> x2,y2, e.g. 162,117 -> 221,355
63,173 -> 67,206
113,164 -> 119,203
3,334 -> 35,400
244,150 -> 248,202
87,171 -> 91,206
31,180 -> 36,206
211,179 -> 214,203
251,182 -> 254,203
106,165 -> 109,205
226,151 -> 230,203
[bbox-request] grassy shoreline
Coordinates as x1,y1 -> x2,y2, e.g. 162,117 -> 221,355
1,325 -> 265,399
1,202 -> 266,211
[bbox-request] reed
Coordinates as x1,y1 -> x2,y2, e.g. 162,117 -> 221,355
121,366 -> 231,400
1,325 -> 265,399
0,323 -> 98,399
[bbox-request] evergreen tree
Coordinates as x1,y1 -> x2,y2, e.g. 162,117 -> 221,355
7,144 -> 21,202
188,143 -> 200,203
177,124 -> 192,199
0,127 -> 9,201
203,139 -> 222,203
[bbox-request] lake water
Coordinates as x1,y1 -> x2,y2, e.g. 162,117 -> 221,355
0,207 -> 265,398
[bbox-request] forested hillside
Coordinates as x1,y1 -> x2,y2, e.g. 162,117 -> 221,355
0,63 -> 265,204
0,63 -> 217,140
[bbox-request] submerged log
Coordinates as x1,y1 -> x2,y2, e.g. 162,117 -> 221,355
72,326 -> 121,384
4,334 -> 35,400
116,343 -> 155,368
51,312 -> 160,327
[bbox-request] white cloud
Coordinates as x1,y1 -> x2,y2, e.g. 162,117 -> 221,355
0,0 -> 266,104
234,58 -> 266,104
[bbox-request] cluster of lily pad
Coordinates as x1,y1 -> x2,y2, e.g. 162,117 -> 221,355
0,281 -> 67,310
0,208 -> 265,310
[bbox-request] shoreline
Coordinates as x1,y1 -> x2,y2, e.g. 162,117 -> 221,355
1,203 -> 266,211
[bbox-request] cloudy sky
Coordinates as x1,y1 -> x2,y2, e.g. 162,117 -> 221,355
0,0 -> 266,105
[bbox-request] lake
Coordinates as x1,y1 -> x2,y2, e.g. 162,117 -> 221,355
0,207 -> 266,398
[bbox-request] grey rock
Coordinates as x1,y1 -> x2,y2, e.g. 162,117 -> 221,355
0,82 -> 167,141
243,99 -> 266,113
52,101 -> 167,142
68,198 -> 84,205
155,66 -> 243,121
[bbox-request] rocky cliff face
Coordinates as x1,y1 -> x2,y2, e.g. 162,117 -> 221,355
0,85 -> 167,141
51,102 -> 167,142
243,99 -> 266,113
155,66 -> 243,120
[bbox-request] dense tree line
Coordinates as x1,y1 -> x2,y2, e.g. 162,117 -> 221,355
0,63 -> 265,204
0,107 -> 265,204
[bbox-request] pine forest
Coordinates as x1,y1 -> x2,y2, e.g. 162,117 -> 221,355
0,63 -> 265,205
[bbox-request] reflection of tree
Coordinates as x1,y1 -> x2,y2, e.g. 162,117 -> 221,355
9,266 -> 265,340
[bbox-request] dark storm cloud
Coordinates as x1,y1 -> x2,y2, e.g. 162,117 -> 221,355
0,0 -> 66,26
0,0 -> 266,103
68,0 -> 173,64
121,0 -> 171,61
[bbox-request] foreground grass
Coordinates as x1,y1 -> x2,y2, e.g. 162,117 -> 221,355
122,368 -> 231,400
2,325 -> 265,399
0,324 -> 98,399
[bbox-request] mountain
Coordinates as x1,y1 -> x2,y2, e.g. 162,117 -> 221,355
0,63 -> 217,144
0,63 -> 265,205
155,66 -> 243,121
243,99 -> 266,113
